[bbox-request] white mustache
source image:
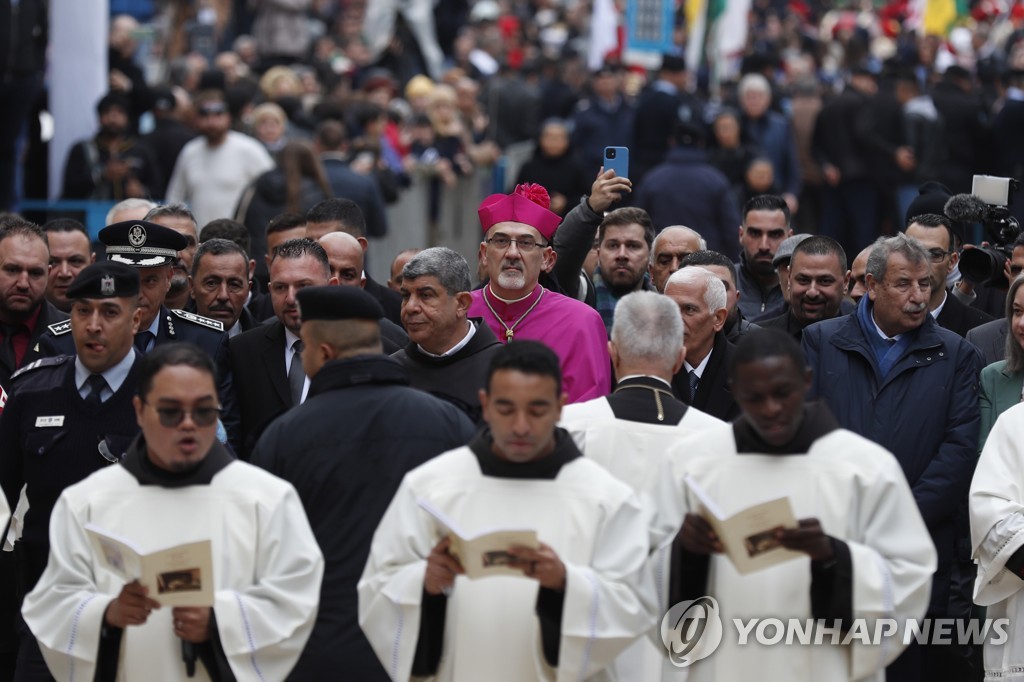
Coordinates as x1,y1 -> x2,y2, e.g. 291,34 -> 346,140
903,302 -> 928,314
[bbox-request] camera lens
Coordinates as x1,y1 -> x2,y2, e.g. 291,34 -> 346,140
607,149 -> 616,159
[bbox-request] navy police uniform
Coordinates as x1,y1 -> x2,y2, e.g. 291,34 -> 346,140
37,221 -> 241,450
0,262 -> 144,681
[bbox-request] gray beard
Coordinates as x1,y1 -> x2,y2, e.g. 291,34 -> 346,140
496,270 -> 526,291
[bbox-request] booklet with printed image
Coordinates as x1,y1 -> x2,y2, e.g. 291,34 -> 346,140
684,475 -> 802,575
417,498 -> 540,579
84,523 -> 214,607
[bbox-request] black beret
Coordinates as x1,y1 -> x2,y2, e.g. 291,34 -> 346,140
66,262 -> 140,300
99,220 -> 188,267
296,286 -> 384,322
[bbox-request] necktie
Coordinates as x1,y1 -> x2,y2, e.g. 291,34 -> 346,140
688,370 -> 700,399
0,322 -> 21,370
84,374 -> 108,408
134,331 -> 154,353
288,339 -> 305,406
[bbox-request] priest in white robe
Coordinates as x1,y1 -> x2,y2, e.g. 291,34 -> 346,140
969,401 -> 1024,679
22,344 -> 324,682
673,329 -> 935,681
359,341 -> 658,681
559,291 -> 723,680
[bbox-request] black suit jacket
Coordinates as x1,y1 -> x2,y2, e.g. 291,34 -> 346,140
230,319 -> 292,459
246,284 -> 275,323
672,331 -> 739,421
364,275 -> 403,326
936,290 -> 995,338
966,317 -> 1008,366
0,301 -> 67,389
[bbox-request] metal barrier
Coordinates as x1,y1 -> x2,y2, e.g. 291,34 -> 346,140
19,200 -> 117,240
19,150 -> 536,278
367,168 -> 497,279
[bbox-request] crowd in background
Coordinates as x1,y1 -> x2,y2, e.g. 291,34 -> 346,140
5,0 -> 1024,261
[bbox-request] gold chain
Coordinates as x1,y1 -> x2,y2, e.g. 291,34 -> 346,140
613,384 -> 675,422
482,286 -> 546,342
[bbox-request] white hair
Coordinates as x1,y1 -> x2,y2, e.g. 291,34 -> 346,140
650,226 -> 707,264
665,266 -> 727,312
738,73 -> 771,97
611,291 -> 684,369
106,198 -> 157,225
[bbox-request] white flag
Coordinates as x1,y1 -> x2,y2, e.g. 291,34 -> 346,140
589,0 -> 619,71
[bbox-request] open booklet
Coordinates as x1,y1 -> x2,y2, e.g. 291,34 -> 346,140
684,475 -> 802,575
84,524 -> 214,607
417,498 -> 539,579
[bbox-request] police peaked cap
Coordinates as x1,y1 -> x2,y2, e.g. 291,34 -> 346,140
100,220 -> 188,267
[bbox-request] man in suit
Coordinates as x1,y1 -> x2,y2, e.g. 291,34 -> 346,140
0,217 -> 68,389
305,198 -> 403,325
319,232 -> 408,353
312,119 -> 388,238
190,239 -> 259,337
199,217 -> 275,324
906,213 -> 994,337
664,266 -> 739,420
230,238 -> 337,459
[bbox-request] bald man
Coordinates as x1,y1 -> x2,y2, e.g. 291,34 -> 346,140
848,245 -> 871,304
319,232 -> 409,353
649,226 -> 706,293
319,232 -> 365,288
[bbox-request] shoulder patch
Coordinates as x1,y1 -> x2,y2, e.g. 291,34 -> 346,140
47,320 -> 72,336
171,309 -> 225,332
10,355 -> 70,380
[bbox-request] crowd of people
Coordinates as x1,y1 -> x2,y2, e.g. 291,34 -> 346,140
8,0 -> 1024,680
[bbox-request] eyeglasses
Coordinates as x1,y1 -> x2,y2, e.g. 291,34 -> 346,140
485,236 -> 547,252
198,106 -> 227,117
926,248 -> 953,263
144,402 -> 222,427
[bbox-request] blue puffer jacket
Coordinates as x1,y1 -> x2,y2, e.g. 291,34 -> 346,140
802,304 -> 982,616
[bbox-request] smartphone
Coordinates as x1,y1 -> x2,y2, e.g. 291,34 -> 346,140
603,146 -> 629,180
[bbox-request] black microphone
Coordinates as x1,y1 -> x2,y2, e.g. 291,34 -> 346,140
944,193 -> 989,224
182,640 -> 196,677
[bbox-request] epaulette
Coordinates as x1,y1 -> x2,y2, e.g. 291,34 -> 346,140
171,309 -> 225,332
10,355 -> 69,380
47,320 -> 72,336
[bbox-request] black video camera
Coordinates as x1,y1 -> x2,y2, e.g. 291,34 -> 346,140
950,175 -> 1021,288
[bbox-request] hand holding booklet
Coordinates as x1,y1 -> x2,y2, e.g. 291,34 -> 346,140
417,499 -> 539,579
84,524 -> 214,607
684,475 -> 802,575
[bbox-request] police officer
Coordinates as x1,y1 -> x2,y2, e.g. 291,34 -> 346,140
38,220 -> 240,449
0,262 -> 144,680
